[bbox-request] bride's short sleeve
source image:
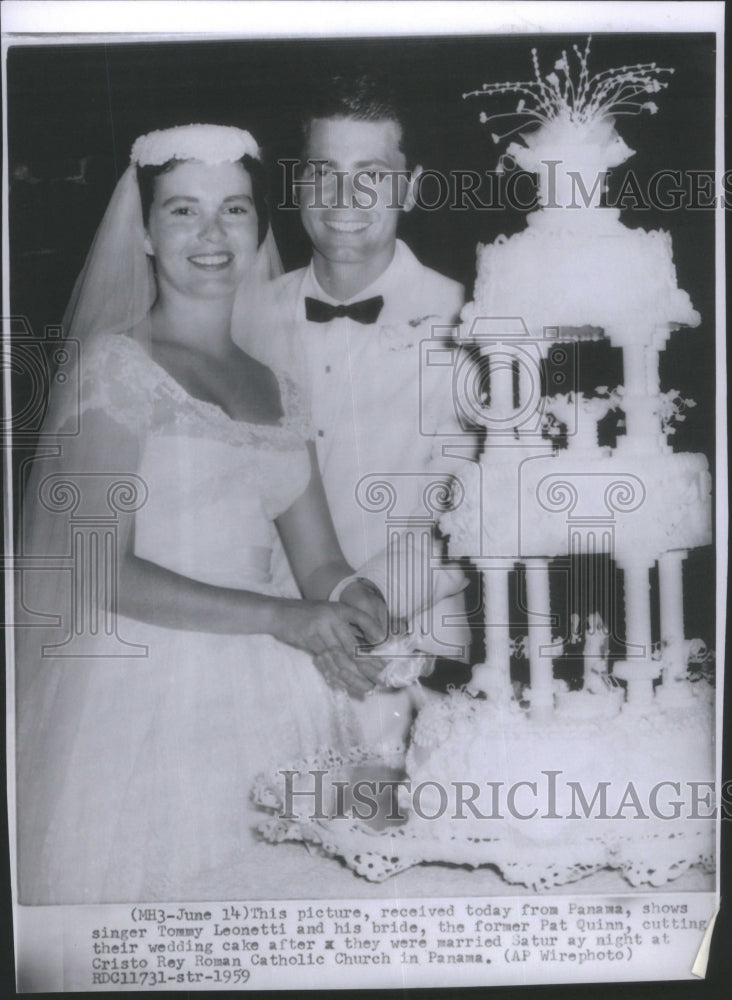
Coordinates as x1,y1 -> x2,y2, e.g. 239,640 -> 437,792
53,334 -> 157,436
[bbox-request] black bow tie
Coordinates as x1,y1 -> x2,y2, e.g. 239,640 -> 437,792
305,295 -> 384,325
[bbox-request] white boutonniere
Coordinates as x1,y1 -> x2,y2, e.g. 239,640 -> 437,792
407,313 -> 440,328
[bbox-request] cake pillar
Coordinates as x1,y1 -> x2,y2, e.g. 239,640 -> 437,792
658,549 -> 688,683
570,416 -> 599,451
518,352 -> 546,432
613,554 -> 659,708
489,351 -> 515,416
622,555 -> 653,657
517,358 -> 534,416
620,339 -> 662,447
471,561 -> 512,697
524,558 -> 554,717
645,345 -> 661,396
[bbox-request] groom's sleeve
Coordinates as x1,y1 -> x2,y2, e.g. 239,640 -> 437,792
354,283 -> 479,625
354,395 -> 476,620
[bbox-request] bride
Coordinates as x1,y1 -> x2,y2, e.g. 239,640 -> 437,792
15,124 -> 388,903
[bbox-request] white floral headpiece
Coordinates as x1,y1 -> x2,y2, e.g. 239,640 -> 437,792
130,124 -> 260,167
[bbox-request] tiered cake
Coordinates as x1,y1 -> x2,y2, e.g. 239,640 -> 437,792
404,41 -> 715,888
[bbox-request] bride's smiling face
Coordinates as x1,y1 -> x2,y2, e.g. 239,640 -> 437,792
144,161 -> 260,300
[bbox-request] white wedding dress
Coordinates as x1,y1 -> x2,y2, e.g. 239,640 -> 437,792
16,333 -> 358,903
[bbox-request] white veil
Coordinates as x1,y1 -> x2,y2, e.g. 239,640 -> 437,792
60,166 -> 155,349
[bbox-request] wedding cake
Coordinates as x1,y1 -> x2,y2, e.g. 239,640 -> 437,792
404,40 -> 715,888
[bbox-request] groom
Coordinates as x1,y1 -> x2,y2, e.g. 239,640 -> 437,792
244,74 -> 473,737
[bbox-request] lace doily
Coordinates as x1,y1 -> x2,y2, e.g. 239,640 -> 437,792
252,745 -> 715,889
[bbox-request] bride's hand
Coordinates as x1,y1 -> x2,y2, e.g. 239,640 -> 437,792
273,600 -> 386,698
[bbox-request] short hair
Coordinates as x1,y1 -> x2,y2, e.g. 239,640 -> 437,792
300,73 -> 417,168
137,153 -> 269,246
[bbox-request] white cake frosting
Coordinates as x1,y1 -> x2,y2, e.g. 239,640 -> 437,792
462,207 -> 700,344
442,446 -> 712,560
403,685 -> 714,888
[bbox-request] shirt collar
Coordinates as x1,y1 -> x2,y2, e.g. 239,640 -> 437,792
303,239 -> 407,306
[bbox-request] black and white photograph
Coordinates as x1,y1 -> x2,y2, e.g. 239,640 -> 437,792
2,1 -> 727,993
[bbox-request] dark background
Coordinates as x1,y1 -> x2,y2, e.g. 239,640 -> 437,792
6,32 -> 718,390
3,30 -> 728,1000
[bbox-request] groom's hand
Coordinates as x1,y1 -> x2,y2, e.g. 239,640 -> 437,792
339,579 -> 389,645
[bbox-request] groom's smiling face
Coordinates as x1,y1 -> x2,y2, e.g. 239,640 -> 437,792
298,117 -> 418,270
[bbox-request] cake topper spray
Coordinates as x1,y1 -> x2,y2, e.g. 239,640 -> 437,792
464,36 -> 673,142
465,38 -> 675,206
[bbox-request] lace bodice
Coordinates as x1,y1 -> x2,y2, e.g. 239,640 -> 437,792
60,333 -> 313,590
70,332 -> 312,445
